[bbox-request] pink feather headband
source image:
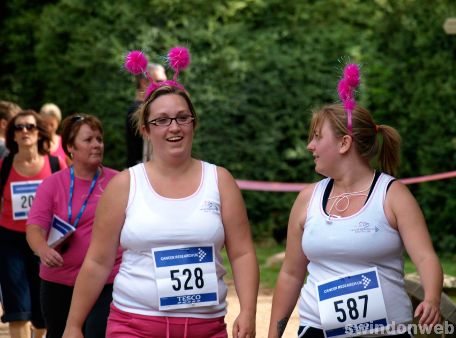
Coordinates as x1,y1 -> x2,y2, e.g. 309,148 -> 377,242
124,46 -> 191,100
337,63 -> 360,134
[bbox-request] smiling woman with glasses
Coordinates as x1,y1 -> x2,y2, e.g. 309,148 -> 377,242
0,110 -> 67,338
63,47 -> 259,338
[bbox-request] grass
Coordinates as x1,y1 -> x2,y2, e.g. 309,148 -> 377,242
223,241 -> 456,296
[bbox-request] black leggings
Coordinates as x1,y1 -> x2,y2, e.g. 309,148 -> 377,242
297,326 -> 413,338
40,280 -> 113,338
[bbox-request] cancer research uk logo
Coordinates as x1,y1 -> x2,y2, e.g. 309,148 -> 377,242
351,221 -> 379,234
154,246 -> 213,268
361,274 -> 371,289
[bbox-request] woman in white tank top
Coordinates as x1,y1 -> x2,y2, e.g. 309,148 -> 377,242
269,66 -> 442,338
63,48 -> 259,338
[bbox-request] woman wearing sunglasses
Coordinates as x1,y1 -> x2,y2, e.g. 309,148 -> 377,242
0,110 -> 67,338
26,114 -> 122,338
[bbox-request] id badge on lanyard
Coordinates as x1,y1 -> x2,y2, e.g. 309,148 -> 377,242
316,267 -> 388,338
152,244 -> 219,311
11,180 -> 42,220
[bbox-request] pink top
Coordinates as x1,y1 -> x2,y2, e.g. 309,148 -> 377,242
0,155 -> 68,232
27,166 -> 122,286
51,135 -> 68,164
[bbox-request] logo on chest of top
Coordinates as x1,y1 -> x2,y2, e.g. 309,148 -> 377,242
200,200 -> 220,214
351,221 -> 379,234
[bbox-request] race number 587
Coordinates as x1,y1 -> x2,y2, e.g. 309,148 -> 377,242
334,295 -> 368,322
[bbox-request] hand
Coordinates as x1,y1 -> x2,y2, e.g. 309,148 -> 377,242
38,246 -> 64,268
414,299 -> 440,326
232,310 -> 256,338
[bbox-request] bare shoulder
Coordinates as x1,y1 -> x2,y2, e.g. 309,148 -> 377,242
385,179 -> 416,207
216,165 -> 235,182
295,182 -> 317,208
100,169 -> 131,202
107,169 -> 130,188
215,166 -> 239,193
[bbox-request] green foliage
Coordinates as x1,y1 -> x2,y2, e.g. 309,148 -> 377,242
1,0 -> 455,251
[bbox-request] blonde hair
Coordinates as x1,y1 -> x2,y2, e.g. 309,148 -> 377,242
40,103 -> 62,123
309,103 -> 401,176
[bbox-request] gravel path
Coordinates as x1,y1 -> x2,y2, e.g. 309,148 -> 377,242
0,285 -> 299,337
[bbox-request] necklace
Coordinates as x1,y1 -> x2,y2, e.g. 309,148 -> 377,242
326,171 -> 376,223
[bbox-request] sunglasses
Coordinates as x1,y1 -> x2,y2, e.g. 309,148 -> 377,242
14,123 -> 37,132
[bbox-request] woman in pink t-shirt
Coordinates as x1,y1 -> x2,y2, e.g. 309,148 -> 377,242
0,110 -> 67,338
26,114 -> 121,338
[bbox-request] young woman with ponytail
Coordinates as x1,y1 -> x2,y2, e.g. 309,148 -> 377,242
268,65 -> 442,338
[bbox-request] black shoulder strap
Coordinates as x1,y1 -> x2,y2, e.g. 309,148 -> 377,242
0,154 -> 14,197
0,154 -> 60,197
48,155 -> 60,173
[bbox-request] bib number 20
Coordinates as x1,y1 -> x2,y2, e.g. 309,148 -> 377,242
170,267 -> 204,291
334,295 -> 368,322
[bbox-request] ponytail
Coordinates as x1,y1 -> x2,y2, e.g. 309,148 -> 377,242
377,124 -> 401,176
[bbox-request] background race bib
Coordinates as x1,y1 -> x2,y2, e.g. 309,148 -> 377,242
11,180 -> 42,220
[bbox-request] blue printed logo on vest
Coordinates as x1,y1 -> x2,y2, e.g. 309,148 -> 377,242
200,200 -> 220,214
351,221 -> 379,234
154,246 -> 213,267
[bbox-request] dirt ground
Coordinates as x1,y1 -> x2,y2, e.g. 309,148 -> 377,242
0,285 -> 299,337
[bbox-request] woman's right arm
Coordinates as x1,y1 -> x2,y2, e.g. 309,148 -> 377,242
268,185 -> 314,338
62,170 -> 130,338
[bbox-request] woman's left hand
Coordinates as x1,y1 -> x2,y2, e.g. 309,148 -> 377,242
232,311 -> 256,338
414,299 -> 441,325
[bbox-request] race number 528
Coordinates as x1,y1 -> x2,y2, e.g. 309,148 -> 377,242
170,267 -> 205,291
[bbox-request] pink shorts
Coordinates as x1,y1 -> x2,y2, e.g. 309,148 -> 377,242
106,304 -> 228,338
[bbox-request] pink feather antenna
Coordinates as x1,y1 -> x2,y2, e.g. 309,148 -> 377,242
337,63 -> 361,134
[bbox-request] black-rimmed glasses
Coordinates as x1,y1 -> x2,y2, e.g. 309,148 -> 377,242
148,116 -> 194,127
14,124 -> 37,132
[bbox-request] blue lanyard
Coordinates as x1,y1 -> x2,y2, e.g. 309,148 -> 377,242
68,166 -> 99,228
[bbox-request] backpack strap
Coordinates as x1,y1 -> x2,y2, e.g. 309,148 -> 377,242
0,154 -> 60,198
48,155 -> 60,173
0,154 -> 14,197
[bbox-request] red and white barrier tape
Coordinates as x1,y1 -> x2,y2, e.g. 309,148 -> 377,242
236,170 -> 456,192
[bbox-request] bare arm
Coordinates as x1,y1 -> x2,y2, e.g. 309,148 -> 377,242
268,185 -> 313,338
62,170 -> 129,338
385,181 -> 442,325
26,224 -> 63,268
218,167 -> 259,338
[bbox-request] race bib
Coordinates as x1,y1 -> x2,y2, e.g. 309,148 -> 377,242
316,267 -> 388,338
152,245 -> 219,310
11,180 -> 42,220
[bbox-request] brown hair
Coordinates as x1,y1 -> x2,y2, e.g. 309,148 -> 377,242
134,85 -> 197,135
308,103 -> 401,176
61,114 -> 103,157
6,110 -> 51,155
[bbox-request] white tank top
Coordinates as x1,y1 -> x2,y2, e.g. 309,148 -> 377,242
112,161 -> 227,318
298,173 -> 412,328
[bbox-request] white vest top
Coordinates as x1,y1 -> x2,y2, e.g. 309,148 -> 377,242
112,161 -> 227,318
298,173 -> 413,327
